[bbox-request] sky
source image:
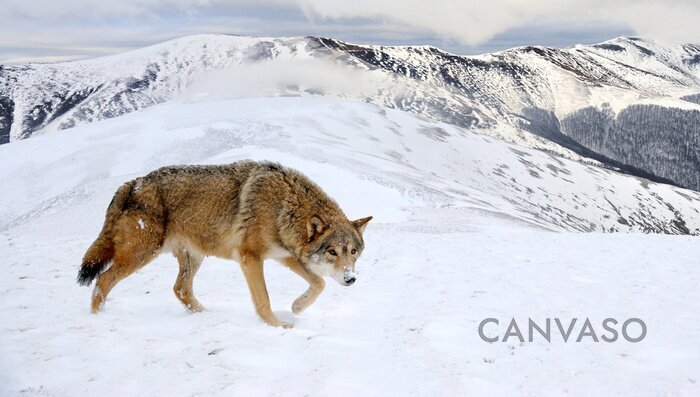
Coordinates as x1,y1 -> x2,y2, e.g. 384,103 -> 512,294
2,0 -> 699,64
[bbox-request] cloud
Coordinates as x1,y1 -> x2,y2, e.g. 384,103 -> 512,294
1,0 -> 208,20
2,0 -> 700,63
183,57 -> 409,101
297,0 -> 700,45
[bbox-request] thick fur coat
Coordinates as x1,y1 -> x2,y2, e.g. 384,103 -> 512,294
78,160 -> 372,328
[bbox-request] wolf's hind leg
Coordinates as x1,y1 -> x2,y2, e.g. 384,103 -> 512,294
281,257 -> 325,314
239,253 -> 292,328
91,214 -> 163,313
173,248 -> 204,312
91,248 -> 159,313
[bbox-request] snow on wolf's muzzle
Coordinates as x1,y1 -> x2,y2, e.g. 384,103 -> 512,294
333,267 -> 357,286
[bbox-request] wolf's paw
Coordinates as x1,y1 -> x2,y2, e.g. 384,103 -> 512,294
292,294 -> 312,313
292,300 -> 306,314
186,302 -> 205,313
278,321 -> 294,329
281,321 -> 294,329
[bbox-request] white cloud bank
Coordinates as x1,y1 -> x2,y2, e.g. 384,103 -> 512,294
2,0 -> 700,63
183,58 -> 409,101
298,0 -> 700,45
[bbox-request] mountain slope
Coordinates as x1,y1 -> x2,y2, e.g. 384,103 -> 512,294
1,97 -> 698,236
1,96 -> 700,397
2,34 -> 700,190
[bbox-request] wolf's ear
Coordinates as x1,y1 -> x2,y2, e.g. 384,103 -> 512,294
307,215 -> 329,242
352,216 -> 373,234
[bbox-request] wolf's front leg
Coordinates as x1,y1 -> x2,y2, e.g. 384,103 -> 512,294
240,255 -> 293,328
282,257 -> 326,314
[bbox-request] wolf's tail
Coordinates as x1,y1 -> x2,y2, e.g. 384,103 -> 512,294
77,181 -> 135,286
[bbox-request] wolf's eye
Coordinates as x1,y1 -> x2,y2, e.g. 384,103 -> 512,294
351,249 -> 357,254
328,249 -> 337,256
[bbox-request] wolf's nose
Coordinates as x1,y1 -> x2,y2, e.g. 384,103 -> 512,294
345,277 -> 356,285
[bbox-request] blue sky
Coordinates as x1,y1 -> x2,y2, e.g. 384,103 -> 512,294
1,0 -> 696,63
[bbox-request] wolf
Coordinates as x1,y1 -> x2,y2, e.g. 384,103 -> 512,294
77,160 -> 372,328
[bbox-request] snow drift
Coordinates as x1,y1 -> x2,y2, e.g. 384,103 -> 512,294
1,97 -> 699,396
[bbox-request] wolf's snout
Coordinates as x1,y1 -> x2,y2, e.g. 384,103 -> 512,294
331,271 -> 356,286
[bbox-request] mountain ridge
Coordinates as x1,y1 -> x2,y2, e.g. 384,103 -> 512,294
2,34 -> 699,190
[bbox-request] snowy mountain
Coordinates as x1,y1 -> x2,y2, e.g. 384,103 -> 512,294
2,97 -> 700,396
3,33 -> 700,397
2,34 -> 700,190
1,97 -> 698,237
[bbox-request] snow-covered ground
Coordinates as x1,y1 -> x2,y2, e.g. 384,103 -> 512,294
1,97 -> 699,396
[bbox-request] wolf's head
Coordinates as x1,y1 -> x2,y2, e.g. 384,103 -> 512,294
303,215 -> 372,286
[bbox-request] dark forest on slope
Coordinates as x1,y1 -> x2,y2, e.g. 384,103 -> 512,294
560,104 -> 700,191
